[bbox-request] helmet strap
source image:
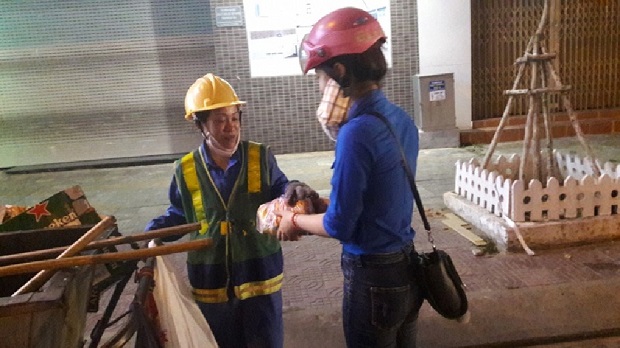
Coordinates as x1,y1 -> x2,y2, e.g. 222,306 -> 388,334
194,108 -> 241,158
203,130 -> 240,158
320,63 -> 352,97
194,110 -> 241,157
338,77 -> 352,98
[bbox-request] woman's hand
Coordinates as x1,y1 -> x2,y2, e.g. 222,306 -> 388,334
275,210 -> 301,241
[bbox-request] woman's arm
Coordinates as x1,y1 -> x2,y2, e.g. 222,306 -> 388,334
267,148 -> 290,198
276,210 -> 330,240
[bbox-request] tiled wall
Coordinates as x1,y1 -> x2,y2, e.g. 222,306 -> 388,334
0,1 -> 418,167
207,0 -> 419,155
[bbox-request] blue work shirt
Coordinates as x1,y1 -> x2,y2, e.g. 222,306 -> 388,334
146,142 -> 290,233
323,89 -> 420,255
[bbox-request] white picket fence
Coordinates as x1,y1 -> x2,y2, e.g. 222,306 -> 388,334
454,151 -> 620,222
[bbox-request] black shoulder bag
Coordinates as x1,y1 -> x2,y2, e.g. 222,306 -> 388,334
369,112 -> 469,321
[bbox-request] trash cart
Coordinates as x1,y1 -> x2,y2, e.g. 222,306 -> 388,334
0,224 -> 126,348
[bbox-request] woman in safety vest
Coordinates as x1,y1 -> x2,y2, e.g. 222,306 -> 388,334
146,73 -> 316,348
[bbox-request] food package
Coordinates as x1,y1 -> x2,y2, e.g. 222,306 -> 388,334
257,197 -> 315,236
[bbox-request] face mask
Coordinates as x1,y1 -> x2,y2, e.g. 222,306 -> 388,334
204,131 -> 240,158
316,78 -> 350,142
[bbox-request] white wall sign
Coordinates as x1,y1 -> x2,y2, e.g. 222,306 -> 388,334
429,80 -> 446,101
243,0 -> 391,77
216,6 -> 244,27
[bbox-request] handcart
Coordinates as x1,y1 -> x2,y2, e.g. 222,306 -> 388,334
0,217 -> 207,348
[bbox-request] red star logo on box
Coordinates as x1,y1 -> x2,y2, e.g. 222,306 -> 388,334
27,201 -> 52,222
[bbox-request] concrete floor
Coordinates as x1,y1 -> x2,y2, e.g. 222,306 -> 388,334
2,134 -> 620,347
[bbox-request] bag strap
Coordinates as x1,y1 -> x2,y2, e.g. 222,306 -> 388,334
367,111 -> 436,249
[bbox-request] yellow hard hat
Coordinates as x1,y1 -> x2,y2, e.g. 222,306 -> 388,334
184,73 -> 246,120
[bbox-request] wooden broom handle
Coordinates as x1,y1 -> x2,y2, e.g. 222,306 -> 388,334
12,216 -> 117,296
0,222 -> 201,266
2,238 -> 212,281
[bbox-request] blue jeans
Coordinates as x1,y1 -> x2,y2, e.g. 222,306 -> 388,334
197,290 -> 283,348
341,247 -> 424,348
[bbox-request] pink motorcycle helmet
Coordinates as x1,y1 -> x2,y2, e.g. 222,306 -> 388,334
299,7 -> 387,74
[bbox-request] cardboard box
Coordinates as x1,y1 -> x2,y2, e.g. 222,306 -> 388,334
0,186 -> 101,233
0,186 -> 136,312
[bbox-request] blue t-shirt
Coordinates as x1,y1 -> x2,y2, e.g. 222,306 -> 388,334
323,89 -> 420,255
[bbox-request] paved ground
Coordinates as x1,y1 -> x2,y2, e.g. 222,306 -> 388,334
1,134 -> 620,347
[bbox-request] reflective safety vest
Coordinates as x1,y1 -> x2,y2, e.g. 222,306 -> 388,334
175,141 -> 283,303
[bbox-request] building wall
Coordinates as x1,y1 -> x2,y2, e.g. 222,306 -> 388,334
417,0 -> 472,130
0,0 -> 419,168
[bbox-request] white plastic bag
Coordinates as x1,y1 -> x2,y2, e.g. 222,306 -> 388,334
151,251 -> 219,348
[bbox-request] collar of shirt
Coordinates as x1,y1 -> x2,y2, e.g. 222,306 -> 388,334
200,142 -> 240,171
199,142 -> 241,204
346,89 -> 385,120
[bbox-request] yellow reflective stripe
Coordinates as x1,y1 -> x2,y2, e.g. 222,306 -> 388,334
234,273 -> 283,300
181,152 -> 208,234
220,220 -> 229,236
193,287 -> 228,303
247,142 -> 261,193
200,220 -> 209,233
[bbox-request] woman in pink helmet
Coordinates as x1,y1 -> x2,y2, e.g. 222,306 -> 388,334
278,7 -> 424,348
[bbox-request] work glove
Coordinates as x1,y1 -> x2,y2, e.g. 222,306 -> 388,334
284,181 -> 319,207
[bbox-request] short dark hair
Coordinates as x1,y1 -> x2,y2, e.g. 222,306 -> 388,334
319,40 -> 387,84
192,111 -> 210,129
193,111 -> 210,123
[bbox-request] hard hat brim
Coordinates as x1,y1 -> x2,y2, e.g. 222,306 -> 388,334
184,100 -> 246,120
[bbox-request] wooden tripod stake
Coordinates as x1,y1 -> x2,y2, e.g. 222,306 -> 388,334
481,0 -> 600,186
